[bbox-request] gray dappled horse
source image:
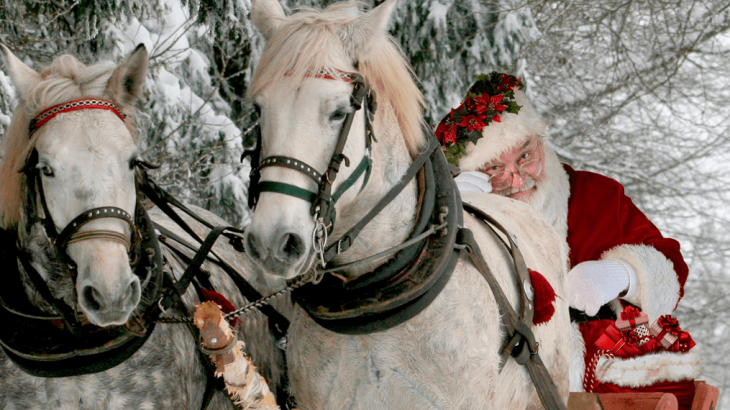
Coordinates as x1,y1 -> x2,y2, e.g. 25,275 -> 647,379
242,0 -> 572,409
0,44 -> 290,409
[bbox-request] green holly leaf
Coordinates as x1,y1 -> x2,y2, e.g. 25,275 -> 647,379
506,102 -> 522,115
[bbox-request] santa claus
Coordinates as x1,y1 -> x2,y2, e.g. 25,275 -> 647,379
438,73 -> 701,407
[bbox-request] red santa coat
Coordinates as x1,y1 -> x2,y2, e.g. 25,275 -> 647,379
563,164 -> 695,407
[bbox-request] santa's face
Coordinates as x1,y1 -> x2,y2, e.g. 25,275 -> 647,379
478,134 -> 545,202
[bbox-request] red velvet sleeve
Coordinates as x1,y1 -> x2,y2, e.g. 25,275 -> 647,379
565,165 -> 689,302
613,180 -> 689,301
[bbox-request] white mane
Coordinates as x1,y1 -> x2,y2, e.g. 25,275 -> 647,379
248,1 -> 427,156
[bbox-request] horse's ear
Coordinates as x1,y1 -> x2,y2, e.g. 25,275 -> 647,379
106,44 -> 148,106
251,0 -> 286,41
342,0 -> 398,55
0,44 -> 42,100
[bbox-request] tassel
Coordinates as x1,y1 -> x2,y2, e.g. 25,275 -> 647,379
528,269 -> 556,326
200,288 -> 241,327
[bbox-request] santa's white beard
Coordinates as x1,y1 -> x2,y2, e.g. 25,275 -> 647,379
524,145 -> 571,247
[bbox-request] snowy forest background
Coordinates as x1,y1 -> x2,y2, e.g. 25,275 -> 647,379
1,0 -> 729,406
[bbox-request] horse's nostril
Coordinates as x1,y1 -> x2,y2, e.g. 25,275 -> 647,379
278,233 -> 304,262
124,279 -> 141,306
246,232 -> 263,261
83,286 -> 103,311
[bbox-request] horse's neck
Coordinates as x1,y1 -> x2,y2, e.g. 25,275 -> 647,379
329,106 -> 417,274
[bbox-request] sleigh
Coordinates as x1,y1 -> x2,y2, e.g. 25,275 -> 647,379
568,381 -> 720,410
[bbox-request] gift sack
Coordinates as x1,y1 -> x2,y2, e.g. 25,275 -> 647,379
584,307 -> 701,409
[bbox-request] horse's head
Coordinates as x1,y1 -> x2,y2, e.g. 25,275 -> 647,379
244,0 -> 426,280
0,45 -> 148,326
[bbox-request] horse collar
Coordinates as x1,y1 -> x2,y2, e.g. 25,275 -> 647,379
292,140 -> 463,334
0,203 -> 164,377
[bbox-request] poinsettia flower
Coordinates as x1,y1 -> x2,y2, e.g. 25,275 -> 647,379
497,75 -> 522,93
459,113 -> 487,133
492,113 -> 501,123
459,97 -> 476,113
474,93 -> 508,114
435,112 -> 458,145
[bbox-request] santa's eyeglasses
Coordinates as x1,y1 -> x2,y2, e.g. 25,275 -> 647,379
478,140 -> 543,191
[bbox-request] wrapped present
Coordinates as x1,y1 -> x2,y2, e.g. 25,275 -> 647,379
615,306 -> 649,330
649,315 -> 696,352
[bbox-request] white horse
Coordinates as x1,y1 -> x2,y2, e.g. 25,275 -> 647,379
243,0 -> 571,409
0,45 -> 290,409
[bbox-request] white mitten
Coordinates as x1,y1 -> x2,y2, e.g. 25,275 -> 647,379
568,259 -> 637,316
455,171 -> 492,193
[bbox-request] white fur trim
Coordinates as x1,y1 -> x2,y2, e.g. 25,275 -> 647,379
601,244 -> 680,322
458,90 -> 549,171
570,322 -> 587,392
596,351 -> 701,387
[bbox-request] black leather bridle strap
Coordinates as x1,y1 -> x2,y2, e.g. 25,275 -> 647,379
157,225 -> 232,312
154,223 -> 289,340
312,76 -> 368,228
456,222 -> 566,410
249,73 -> 372,234
56,207 -> 135,251
254,156 -> 323,185
322,138 -> 438,263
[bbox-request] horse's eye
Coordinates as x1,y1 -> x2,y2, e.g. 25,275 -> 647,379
330,109 -> 348,122
37,164 -> 54,177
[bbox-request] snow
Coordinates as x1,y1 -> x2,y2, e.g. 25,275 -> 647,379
426,0 -> 450,28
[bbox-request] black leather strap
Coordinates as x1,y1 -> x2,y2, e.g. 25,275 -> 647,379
570,305 -> 616,323
155,223 -> 289,341
322,138 -> 439,264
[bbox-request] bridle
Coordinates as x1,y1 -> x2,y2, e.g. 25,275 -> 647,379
23,99 -> 138,264
0,98 -> 164,377
243,70 -> 376,266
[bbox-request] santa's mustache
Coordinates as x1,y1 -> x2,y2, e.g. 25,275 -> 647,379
507,177 -> 536,196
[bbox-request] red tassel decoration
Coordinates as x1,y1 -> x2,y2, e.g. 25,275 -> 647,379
200,288 -> 242,327
528,269 -> 556,326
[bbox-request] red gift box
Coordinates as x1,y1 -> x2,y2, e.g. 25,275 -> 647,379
615,307 -> 649,330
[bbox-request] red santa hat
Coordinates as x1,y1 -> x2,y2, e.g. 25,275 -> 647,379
435,73 -> 549,172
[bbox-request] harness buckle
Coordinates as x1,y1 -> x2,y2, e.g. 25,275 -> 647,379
312,212 -> 328,268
